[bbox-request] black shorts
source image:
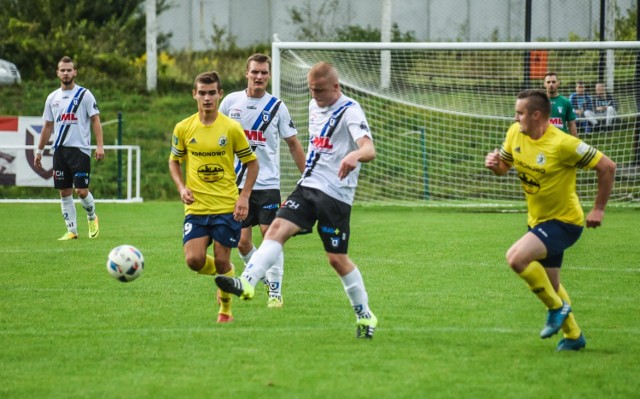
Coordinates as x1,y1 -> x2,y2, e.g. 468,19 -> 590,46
277,185 -> 351,254
240,188 -> 281,228
529,219 -> 583,268
52,147 -> 91,189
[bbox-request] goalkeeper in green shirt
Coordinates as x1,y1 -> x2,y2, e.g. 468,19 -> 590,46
543,72 -> 578,137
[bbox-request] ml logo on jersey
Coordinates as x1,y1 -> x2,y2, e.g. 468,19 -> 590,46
549,117 -> 562,127
245,130 -> 266,146
311,136 -> 333,153
56,113 -> 78,123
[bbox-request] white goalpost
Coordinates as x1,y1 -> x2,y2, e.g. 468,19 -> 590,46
272,41 -> 640,207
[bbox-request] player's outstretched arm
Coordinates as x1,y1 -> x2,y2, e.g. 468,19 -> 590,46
284,135 -> 307,173
168,159 -> 194,205
91,114 -> 105,161
568,120 -> 578,137
585,154 -> 616,228
234,159 -> 258,221
34,121 -> 54,170
338,136 -> 375,180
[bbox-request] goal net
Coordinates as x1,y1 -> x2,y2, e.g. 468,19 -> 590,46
272,41 -> 640,207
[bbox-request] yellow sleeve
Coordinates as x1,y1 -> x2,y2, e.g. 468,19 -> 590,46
169,121 -> 185,162
499,122 -> 519,165
563,138 -> 603,170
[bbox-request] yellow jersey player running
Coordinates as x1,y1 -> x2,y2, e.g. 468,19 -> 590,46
485,89 -> 615,351
169,71 -> 258,323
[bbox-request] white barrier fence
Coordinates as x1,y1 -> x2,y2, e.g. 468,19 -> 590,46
0,145 -> 142,203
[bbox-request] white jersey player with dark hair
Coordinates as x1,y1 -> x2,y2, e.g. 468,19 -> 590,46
219,53 -> 306,308
34,56 -> 104,241
216,61 -> 379,339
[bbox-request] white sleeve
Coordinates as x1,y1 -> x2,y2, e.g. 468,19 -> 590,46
84,90 -> 100,117
345,104 -> 372,142
42,93 -> 54,122
277,101 -> 298,139
219,96 -> 230,116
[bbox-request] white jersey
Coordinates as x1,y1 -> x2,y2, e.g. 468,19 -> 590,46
299,94 -> 372,205
220,90 -> 298,190
42,85 -> 99,156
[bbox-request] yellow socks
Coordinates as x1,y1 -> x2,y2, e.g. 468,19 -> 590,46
197,254 -> 216,275
518,261 -> 563,310
557,284 -> 582,339
218,265 -> 235,315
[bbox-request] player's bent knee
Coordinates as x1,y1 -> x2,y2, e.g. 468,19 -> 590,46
505,250 -> 526,272
185,255 -> 205,272
237,240 -> 253,255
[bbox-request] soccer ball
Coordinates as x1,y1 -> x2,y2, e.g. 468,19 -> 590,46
106,245 -> 144,282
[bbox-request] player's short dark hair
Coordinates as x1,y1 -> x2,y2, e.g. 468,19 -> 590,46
544,71 -> 557,78
246,53 -> 271,71
193,71 -> 221,90
58,56 -> 76,69
517,89 -> 551,117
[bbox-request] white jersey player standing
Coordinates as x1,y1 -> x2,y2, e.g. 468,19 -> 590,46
219,53 -> 306,308
216,61 -> 379,339
34,56 -> 104,240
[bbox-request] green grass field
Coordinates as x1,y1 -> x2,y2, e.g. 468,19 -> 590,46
1,203 -> 639,398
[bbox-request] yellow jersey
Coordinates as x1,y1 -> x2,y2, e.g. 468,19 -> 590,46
499,122 -> 602,227
170,112 -> 256,215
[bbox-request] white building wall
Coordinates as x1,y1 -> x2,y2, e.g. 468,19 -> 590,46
157,0 -> 636,51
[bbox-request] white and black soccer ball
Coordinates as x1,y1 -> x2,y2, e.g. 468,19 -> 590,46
106,245 -> 144,282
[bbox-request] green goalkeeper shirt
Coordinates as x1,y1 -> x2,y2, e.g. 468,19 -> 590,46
548,95 -> 576,134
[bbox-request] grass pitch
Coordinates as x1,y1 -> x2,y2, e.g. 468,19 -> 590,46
0,202 -> 639,398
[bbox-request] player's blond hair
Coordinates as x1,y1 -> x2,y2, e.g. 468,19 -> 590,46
308,62 -> 339,83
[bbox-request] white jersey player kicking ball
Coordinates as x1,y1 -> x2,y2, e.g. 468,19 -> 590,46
216,61 -> 379,339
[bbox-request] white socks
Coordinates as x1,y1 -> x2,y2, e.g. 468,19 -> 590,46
240,243 -> 284,298
80,192 -> 97,220
265,252 -> 284,298
60,195 -> 77,234
241,240 -> 282,287
340,267 -> 371,319
239,246 -> 256,266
